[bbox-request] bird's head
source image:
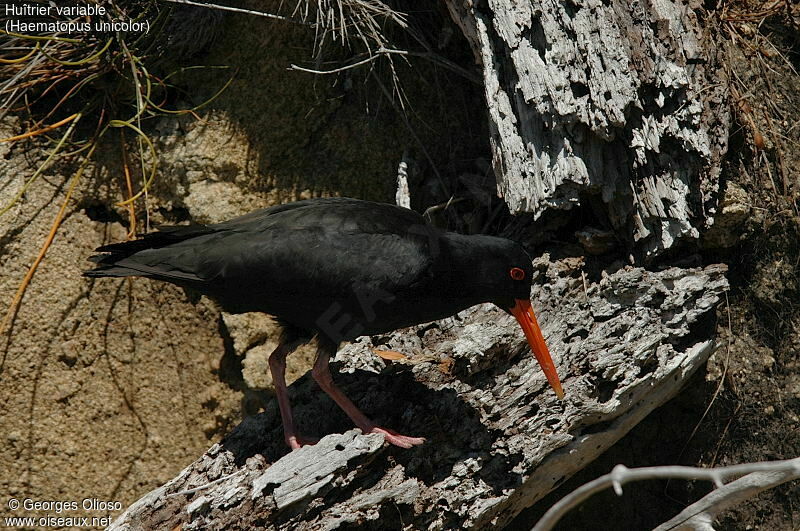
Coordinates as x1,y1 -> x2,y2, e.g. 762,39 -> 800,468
457,236 -> 564,399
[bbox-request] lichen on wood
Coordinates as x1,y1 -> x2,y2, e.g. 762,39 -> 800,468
444,0 -> 730,258
110,259 -> 728,530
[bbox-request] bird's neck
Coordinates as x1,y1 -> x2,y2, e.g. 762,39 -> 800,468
435,233 -> 502,304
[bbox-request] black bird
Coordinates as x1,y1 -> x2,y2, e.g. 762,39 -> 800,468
85,197 -> 563,449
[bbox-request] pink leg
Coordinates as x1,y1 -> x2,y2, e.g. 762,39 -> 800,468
268,343 -> 316,450
311,345 -> 425,449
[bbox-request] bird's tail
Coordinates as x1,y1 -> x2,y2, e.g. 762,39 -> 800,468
83,224 -> 211,278
84,244 -> 144,278
82,261 -> 143,278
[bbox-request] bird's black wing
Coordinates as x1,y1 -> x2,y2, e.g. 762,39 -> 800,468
85,199 -> 442,318
209,197 -> 428,236
191,199 -> 442,308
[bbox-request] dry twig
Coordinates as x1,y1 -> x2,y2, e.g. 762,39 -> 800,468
533,457 -> 800,531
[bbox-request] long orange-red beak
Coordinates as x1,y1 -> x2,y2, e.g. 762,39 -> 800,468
510,299 -> 564,399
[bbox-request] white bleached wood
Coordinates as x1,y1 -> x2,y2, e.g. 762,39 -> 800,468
109,260 -> 728,529
396,157 -> 411,209
444,0 -> 729,257
534,457 -> 800,530
653,461 -> 800,531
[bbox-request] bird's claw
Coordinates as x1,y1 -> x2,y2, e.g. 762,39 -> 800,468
366,427 -> 425,448
286,434 -> 319,450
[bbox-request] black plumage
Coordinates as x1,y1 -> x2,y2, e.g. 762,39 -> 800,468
86,197 -> 562,448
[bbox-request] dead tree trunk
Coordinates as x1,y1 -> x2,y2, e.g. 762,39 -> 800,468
107,3 -> 733,527
445,0 -> 730,258
110,260 -> 728,530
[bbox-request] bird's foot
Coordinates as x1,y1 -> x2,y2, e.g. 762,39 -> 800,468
365,426 -> 425,448
286,434 -> 319,450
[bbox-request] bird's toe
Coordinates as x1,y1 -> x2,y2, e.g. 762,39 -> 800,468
368,427 -> 426,448
286,434 -> 319,450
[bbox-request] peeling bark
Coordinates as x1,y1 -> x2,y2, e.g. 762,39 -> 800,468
445,0 -> 729,258
110,260 -> 728,530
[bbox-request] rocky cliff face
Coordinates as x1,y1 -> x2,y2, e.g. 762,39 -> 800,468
1,1 -> 797,528
0,5 -> 485,520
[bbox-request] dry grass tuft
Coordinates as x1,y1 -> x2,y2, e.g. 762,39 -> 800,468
0,0 -> 231,336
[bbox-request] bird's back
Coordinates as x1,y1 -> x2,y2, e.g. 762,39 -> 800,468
86,198 -> 459,338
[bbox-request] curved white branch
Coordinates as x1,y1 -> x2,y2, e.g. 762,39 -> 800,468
654,467 -> 800,531
533,457 -> 800,531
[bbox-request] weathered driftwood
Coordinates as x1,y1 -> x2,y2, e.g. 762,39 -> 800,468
110,259 -> 727,530
653,465 -> 800,531
534,458 -> 800,530
444,0 -> 730,257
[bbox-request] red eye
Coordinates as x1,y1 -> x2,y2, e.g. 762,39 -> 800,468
509,267 -> 525,281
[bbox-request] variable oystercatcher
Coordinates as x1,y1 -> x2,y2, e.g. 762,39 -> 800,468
85,197 -> 563,449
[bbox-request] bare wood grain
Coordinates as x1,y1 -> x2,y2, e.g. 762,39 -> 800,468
110,260 -> 728,530
445,0 -> 730,257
